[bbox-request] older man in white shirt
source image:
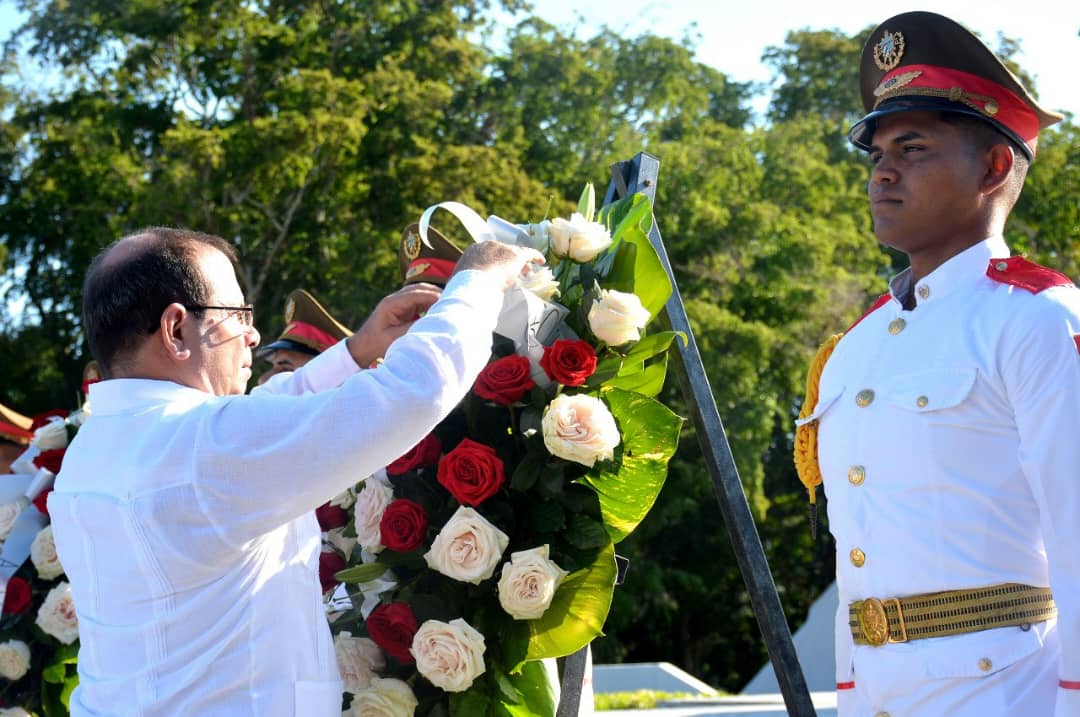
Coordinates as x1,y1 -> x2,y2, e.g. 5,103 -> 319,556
48,227 -> 540,717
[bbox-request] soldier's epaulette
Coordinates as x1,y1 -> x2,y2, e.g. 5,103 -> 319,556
846,292 -> 891,332
986,257 -> 1074,294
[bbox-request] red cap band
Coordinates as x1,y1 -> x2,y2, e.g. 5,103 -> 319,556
0,420 -> 34,445
284,321 -> 339,353
405,257 -> 457,282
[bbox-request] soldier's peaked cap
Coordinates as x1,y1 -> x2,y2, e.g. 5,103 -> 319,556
0,399 -> 33,446
848,11 -> 1063,161
259,289 -> 352,358
398,223 -> 464,287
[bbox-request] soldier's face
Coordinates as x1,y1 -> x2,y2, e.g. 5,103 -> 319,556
257,349 -> 314,386
867,111 -> 987,257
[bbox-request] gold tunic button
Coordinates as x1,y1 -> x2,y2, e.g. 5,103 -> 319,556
855,389 -> 875,407
916,395 -> 929,408
848,465 -> 866,486
888,318 -> 906,335
978,657 -> 993,672
995,261 -> 1009,271
917,284 -> 931,300
875,713 -> 891,717
850,548 -> 866,567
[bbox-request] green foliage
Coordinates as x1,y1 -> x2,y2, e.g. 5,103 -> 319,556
594,690 -> 717,710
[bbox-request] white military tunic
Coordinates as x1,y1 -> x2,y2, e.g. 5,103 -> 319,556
49,270 -> 505,717
806,237 -> 1080,716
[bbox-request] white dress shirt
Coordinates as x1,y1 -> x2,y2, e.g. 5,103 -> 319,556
49,270 -> 505,717
805,237 -> 1080,716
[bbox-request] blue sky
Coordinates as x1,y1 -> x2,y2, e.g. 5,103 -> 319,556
2,0 -> 1078,118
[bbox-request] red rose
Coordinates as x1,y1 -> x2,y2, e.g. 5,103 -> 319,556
315,502 -> 349,530
473,355 -> 535,405
367,602 -> 420,664
437,438 -> 505,506
386,433 -> 442,476
1,576 -> 31,615
541,339 -> 598,386
30,409 -> 68,431
33,488 -> 53,517
379,499 -> 429,552
33,448 -> 66,474
318,551 -> 346,594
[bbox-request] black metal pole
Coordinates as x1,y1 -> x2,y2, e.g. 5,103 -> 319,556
604,152 -> 816,716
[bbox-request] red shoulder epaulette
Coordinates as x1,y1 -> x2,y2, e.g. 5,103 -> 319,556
845,292 -> 891,333
987,257 -> 1074,294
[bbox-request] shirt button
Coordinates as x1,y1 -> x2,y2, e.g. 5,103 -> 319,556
848,465 -> 866,486
855,389 -> 875,407
917,284 -> 931,300
888,318 -> 906,335
850,548 -> 866,567
979,658 -> 993,672
916,395 -> 929,408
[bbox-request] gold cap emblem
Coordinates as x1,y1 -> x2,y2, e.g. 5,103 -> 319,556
405,262 -> 431,280
873,29 -> 905,71
403,230 -> 422,260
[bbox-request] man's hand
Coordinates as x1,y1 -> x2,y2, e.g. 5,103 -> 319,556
346,283 -> 443,368
453,241 -> 545,290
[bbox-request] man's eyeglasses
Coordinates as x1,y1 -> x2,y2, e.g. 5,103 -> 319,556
189,304 -> 255,327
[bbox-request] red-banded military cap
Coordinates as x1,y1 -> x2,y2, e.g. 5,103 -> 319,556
0,400 -> 34,446
399,223 -> 463,287
258,289 -> 352,358
848,11 -> 1063,160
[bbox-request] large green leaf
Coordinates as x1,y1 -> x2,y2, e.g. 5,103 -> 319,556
335,562 -> 388,584
525,542 -> 616,660
604,355 -> 668,397
497,659 -> 559,717
598,194 -> 672,318
580,388 -> 683,542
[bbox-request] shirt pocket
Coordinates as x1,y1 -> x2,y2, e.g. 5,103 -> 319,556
795,384 -> 845,427
921,623 -> 1045,679
884,368 -> 977,420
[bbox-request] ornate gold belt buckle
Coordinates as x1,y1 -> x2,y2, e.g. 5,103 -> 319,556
857,597 -> 890,646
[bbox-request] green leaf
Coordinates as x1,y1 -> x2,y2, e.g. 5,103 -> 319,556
580,388 -> 683,542
619,331 -> 683,367
529,500 -> 567,533
42,642 -> 79,683
335,562 -> 388,584
525,542 -> 617,660
566,512 -> 610,549
497,660 -> 559,717
577,182 -> 596,222
599,194 -> 672,319
451,684 -> 493,716
494,670 -> 523,704
605,356 -> 669,397
511,450 -> 547,492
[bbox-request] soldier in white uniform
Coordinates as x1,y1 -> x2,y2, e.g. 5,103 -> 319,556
794,12 -> 1080,717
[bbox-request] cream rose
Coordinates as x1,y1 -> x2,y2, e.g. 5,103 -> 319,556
330,487 -> 357,510
0,640 -> 31,680
410,618 -> 486,693
423,506 -> 508,585
547,213 -> 612,263
518,265 -> 560,302
497,545 -> 570,620
335,631 -> 386,694
354,475 -> 395,553
0,707 -> 32,716
348,677 -> 418,717
0,503 -> 21,542
31,525 -> 64,580
542,393 -> 620,467
587,289 -> 651,346
36,582 -> 79,644
30,417 -> 68,450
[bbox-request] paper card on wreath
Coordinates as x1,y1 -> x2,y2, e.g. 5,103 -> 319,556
494,285 -> 574,388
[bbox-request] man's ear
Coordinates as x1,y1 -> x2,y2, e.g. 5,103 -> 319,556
159,303 -> 193,362
981,143 -> 1015,195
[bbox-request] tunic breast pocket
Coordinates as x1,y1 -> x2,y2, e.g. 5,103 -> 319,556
884,367 -> 977,424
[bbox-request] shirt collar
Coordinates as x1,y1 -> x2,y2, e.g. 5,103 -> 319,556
888,236 -> 1010,308
88,378 -> 214,416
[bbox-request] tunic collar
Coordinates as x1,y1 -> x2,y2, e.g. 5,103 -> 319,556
888,235 -> 1010,308
87,378 -> 215,416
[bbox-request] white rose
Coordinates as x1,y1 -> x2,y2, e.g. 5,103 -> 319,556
497,545 -> 570,620
423,506 -> 508,585
542,393 -> 620,468
35,582 -> 79,644
348,677 -> 418,717
518,265 -> 560,302
0,640 -> 31,681
410,618 -> 486,693
547,213 -> 612,263
587,289 -> 651,346
30,417 -> 68,451
31,524 -> 64,580
334,631 -> 386,694
354,475 -> 395,553
0,503 -> 22,542
0,708 -> 32,717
